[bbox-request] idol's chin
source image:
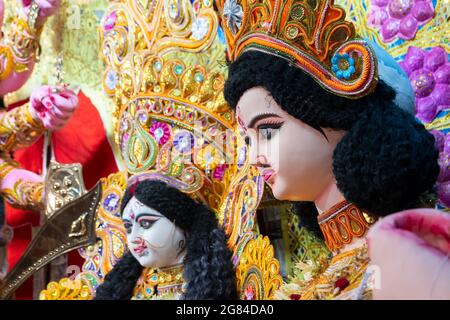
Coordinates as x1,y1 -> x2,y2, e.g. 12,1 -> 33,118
270,182 -> 291,201
271,181 -> 304,202
139,260 -> 156,268
132,253 -> 155,268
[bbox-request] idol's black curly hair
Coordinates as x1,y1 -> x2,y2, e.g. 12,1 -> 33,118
224,51 -> 439,219
94,180 -> 238,300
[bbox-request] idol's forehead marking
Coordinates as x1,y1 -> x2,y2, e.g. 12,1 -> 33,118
122,197 -> 143,221
126,197 -> 163,220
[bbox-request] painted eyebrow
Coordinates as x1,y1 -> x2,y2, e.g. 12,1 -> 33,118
135,213 -> 162,221
247,113 -> 282,129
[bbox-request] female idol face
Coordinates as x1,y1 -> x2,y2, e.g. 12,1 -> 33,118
122,196 -> 186,268
236,87 -> 345,202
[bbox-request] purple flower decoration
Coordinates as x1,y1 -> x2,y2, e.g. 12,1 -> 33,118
104,11 -> 117,32
368,0 -> 435,42
399,46 -> 450,123
431,130 -> 445,152
149,122 -> 171,145
173,131 -> 194,154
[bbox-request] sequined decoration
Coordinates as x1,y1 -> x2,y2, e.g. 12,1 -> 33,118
235,236 -> 283,300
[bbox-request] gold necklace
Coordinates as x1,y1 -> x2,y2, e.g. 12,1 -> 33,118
318,200 -> 377,252
132,264 -> 186,300
275,202 -> 377,300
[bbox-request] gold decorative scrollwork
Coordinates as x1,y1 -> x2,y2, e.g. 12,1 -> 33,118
236,236 -> 283,300
39,278 -> 92,300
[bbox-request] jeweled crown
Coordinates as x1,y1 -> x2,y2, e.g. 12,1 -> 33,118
215,0 -> 379,98
100,0 -> 255,215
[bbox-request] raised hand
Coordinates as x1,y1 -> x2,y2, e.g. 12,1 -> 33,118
368,209 -> 450,300
22,0 -> 61,24
29,85 -> 78,131
0,159 -> 44,210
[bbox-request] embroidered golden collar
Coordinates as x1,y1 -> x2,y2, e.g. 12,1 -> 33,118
318,200 -> 376,252
133,264 -> 186,300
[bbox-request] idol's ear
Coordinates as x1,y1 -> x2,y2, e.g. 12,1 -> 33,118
182,209 -> 238,300
94,251 -> 143,300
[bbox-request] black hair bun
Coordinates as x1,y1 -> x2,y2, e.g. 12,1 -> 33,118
333,100 -> 439,216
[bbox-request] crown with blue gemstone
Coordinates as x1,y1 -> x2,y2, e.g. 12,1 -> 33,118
216,0 -> 379,98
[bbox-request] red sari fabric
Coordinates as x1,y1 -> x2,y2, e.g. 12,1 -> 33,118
5,91 -> 118,299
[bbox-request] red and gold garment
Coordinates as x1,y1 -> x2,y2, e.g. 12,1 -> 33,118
6,92 -> 118,299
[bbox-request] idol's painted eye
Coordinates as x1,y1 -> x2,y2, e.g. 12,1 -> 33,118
139,219 -> 158,229
123,222 -> 133,234
257,123 -> 282,141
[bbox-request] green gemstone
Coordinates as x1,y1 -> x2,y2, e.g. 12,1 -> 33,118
194,72 -> 204,83
174,65 -> 184,75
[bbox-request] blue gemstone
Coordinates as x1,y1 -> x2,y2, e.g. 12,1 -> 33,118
218,26 -> 227,46
331,55 -> 339,65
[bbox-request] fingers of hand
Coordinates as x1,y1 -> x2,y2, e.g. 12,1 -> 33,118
49,93 -> 78,112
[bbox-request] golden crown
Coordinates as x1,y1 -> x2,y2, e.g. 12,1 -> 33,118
100,0 -> 262,218
39,1 -> 270,301
215,0 -> 379,98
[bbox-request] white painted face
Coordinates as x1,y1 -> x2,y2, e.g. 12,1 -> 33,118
236,87 -> 345,202
122,196 -> 187,268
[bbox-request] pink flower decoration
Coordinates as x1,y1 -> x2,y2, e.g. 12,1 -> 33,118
368,0 -> 435,42
244,285 -> 255,300
213,164 -> 228,181
149,122 -> 171,145
104,11 -> 117,32
399,46 -> 449,123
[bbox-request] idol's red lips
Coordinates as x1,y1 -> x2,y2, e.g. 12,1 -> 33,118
261,169 -> 276,185
133,245 -> 148,255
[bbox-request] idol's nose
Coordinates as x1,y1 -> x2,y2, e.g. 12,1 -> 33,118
132,237 -> 144,245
